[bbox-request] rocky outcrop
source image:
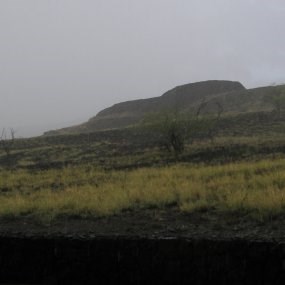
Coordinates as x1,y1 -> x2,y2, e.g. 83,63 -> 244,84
82,80 -> 245,131
44,80 -> 246,135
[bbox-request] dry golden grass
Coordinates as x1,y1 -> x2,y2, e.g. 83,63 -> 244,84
1,159 -> 285,222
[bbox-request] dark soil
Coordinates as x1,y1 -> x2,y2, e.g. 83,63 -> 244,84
0,208 -> 284,242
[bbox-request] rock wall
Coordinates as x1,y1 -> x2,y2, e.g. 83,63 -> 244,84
0,236 -> 284,284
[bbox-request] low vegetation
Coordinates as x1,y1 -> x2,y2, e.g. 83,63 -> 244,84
1,158 -> 285,223
3,105 -> 285,225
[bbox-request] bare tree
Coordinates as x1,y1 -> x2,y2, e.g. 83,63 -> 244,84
264,86 -> 285,119
206,101 -> 223,143
142,109 -> 187,155
0,128 -> 15,158
142,100 -> 223,156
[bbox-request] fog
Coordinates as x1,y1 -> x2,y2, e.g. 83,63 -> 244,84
1,0 -> 285,137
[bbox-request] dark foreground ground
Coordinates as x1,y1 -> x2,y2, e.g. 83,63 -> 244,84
0,208 -> 284,242
1,209 -> 285,284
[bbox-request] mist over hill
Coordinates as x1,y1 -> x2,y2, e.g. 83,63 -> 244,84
44,80 -> 282,136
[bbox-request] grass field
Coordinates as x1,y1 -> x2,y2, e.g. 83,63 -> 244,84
2,116 -> 285,225
1,158 -> 285,223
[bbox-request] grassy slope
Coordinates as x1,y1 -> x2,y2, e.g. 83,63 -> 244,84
1,159 -> 285,223
2,86 -> 285,224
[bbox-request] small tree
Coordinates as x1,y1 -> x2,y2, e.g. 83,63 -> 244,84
264,86 -> 285,119
0,128 -> 15,156
0,128 -> 15,166
142,101 -> 222,156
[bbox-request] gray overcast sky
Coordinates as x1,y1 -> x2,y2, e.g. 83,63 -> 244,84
1,0 -> 285,137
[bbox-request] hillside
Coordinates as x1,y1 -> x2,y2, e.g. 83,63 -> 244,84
44,80 -> 281,135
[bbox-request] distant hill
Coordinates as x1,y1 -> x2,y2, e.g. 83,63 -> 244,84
44,80 -> 283,136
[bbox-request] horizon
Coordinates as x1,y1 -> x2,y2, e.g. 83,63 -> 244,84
19,79 -> 284,138
1,0 -> 285,138
4,79 -> 284,139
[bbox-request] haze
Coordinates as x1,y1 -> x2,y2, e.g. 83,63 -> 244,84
1,0 -> 285,137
